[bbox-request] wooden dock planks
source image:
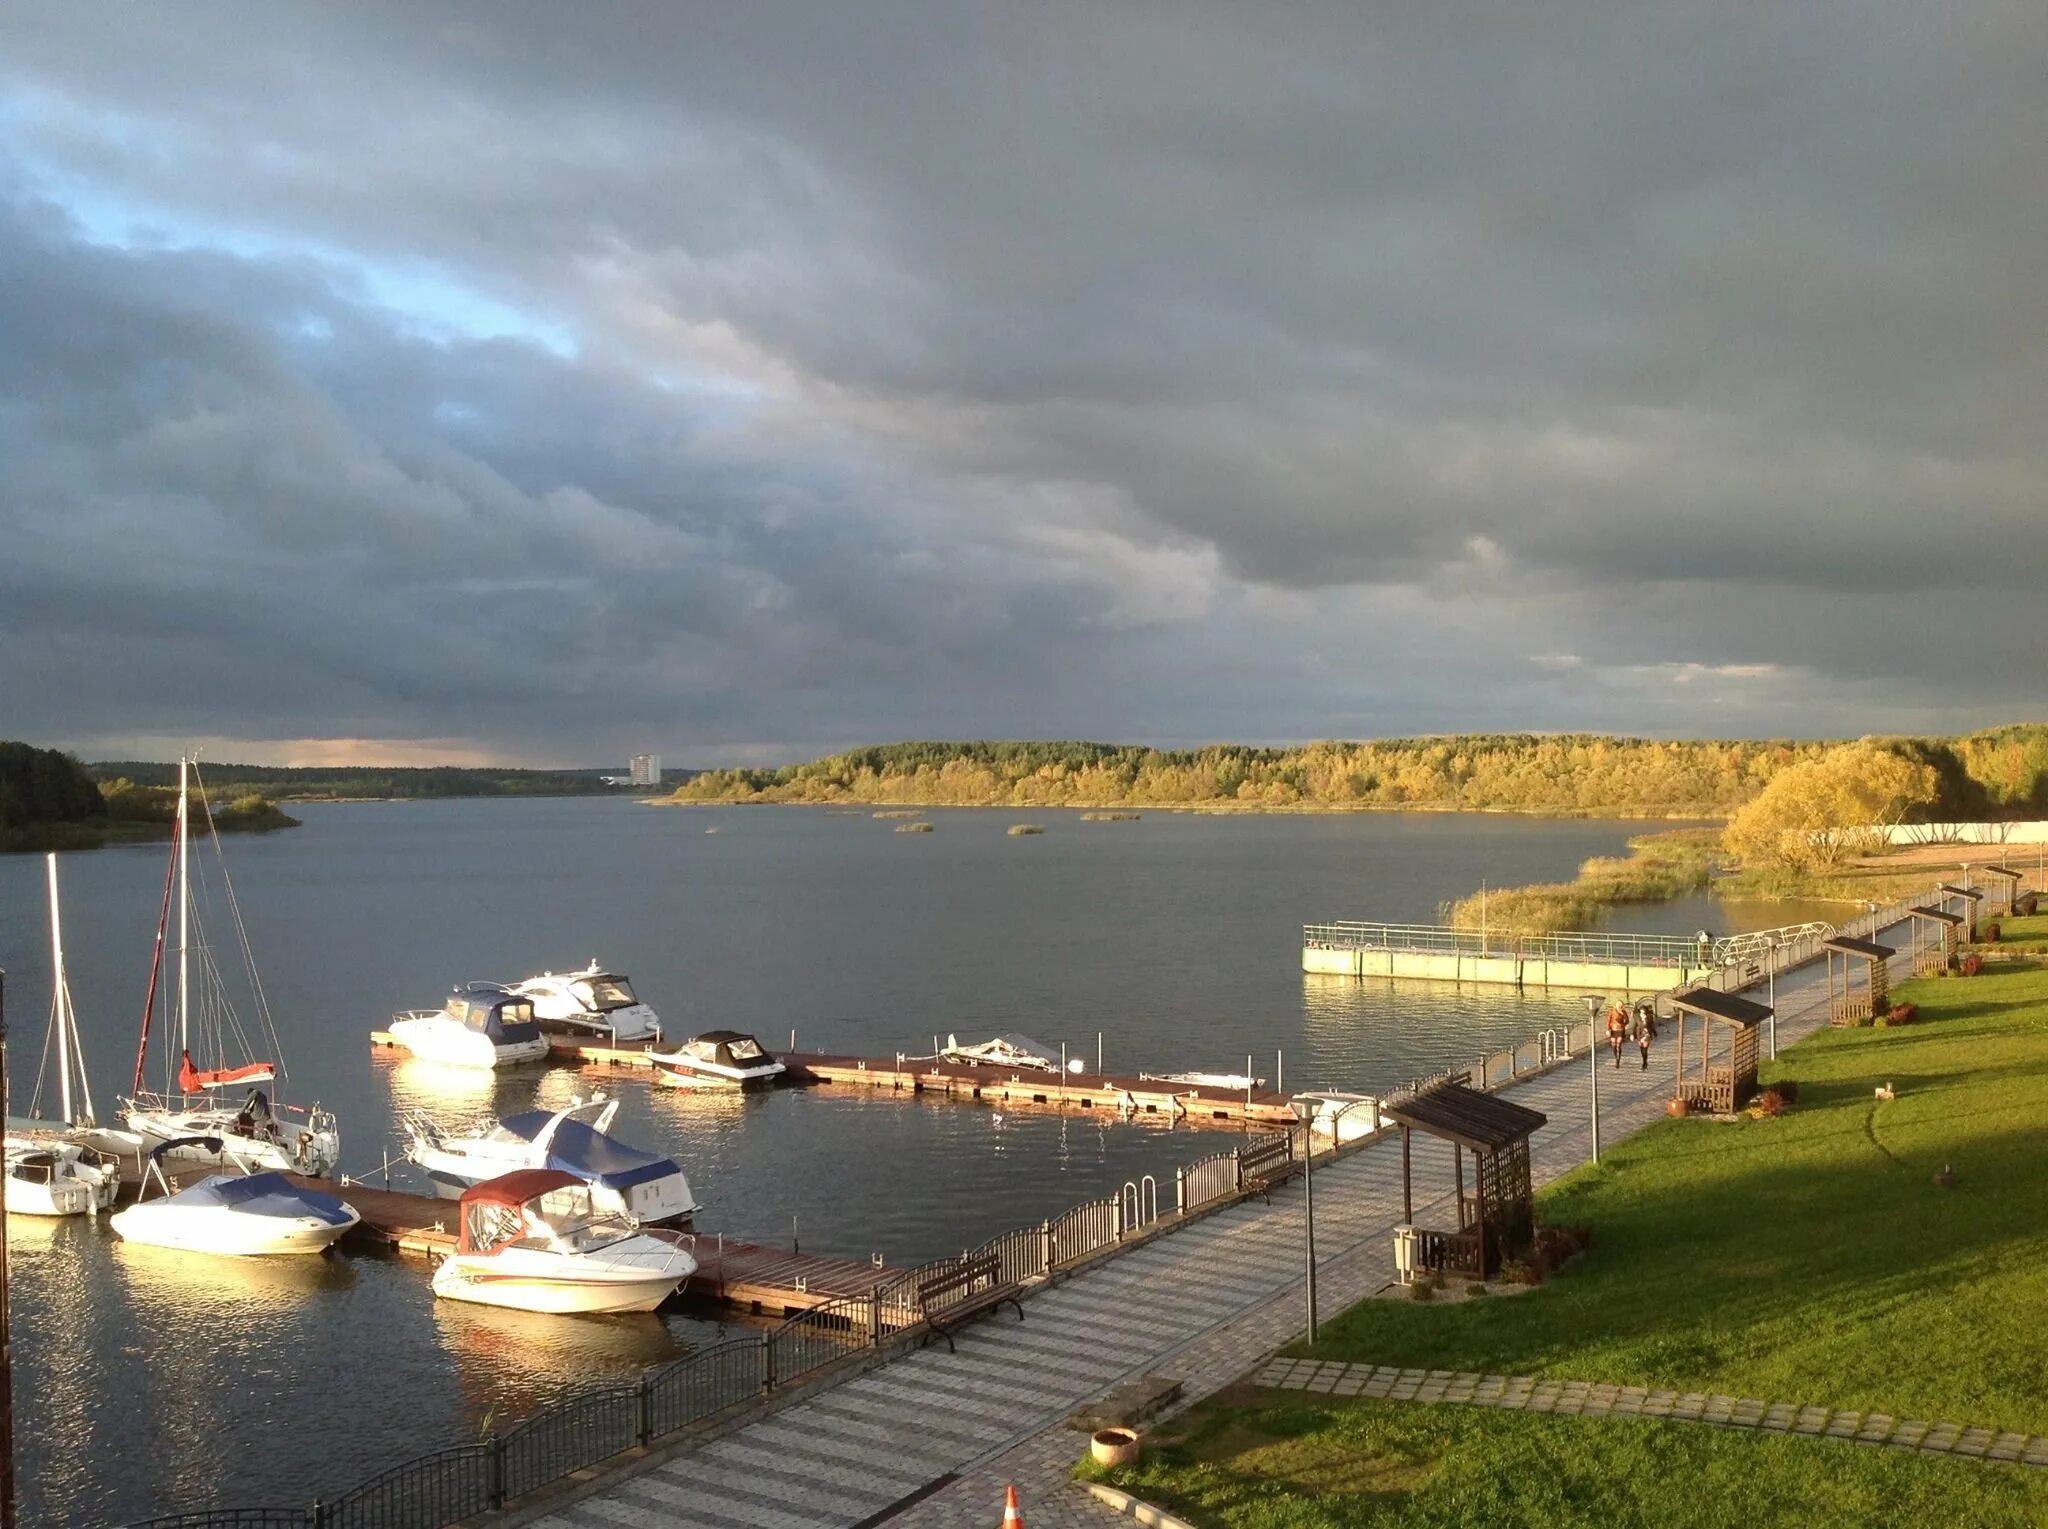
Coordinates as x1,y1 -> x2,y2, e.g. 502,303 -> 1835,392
785,1052 -> 1298,1127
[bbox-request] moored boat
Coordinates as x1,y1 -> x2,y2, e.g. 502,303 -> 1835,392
430,1169 -> 696,1315
404,1096 -> 700,1223
109,1139 -> 360,1256
388,984 -> 552,1070
508,962 -> 662,1043
648,1031 -> 786,1089
931,1032 -> 1080,1073
3,1136 -> 119,1217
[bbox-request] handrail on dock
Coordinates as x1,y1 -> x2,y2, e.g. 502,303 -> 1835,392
1304,920 -> 1705,967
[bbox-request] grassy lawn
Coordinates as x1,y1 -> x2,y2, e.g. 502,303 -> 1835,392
1299,959 -> 2048,1434
1085,1392 -> 2048,1529
1980,911 -> 2048,952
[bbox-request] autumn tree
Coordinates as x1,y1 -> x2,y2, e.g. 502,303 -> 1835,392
1722,743 -> 1938,873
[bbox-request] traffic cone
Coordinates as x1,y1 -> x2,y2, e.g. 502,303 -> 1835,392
1001,1484 -> 1024,1529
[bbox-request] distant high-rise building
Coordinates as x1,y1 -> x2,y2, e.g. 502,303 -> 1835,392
629,753 -> 662,787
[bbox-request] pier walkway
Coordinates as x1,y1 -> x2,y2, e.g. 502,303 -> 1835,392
523,937 -> 1870,1529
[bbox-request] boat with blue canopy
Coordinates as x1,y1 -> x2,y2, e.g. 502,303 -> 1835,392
110,1137 -> 361,1256
404,1096 -> 698,1224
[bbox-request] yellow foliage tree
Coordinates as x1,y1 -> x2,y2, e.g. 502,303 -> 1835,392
1722,743 -> 1938,873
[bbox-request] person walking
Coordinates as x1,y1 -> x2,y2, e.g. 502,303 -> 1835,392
1606,1001 -> 1629,1068
1632,1000 -> 1657,1071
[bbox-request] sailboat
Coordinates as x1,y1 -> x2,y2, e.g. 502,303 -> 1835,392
4,854 -> 121,1216
118,758 -> 341,1176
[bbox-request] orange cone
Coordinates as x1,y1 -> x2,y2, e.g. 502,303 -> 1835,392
1002,1484 -> 1025,1529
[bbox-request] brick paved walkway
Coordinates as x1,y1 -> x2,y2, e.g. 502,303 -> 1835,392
1253,1357 -> 2048,1467
530,935 -> 1881,1529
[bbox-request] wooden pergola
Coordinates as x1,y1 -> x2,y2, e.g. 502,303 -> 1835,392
1824,935 -> 1896,1020
1905,905 -> 1962,976
1982,865 -> 2025,915
1385,1083 -> 1546,1281
1938,883 -> 1984,942
1671,988 -> 1774,1113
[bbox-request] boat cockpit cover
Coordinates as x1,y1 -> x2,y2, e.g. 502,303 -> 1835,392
185,1171 -> 355,1225
457,1168 -> 586,1253
497,1114 -> 680,1191
691,1031 -> 772,1067
449,984 -> 544,1044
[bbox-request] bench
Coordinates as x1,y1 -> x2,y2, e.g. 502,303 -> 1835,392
916,1254 -> 1023,1352
1237,1133 -> 1298,1202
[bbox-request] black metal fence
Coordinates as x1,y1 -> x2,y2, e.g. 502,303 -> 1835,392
122,1128 -> 1298,1529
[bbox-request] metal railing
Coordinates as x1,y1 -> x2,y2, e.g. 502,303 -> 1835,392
1304,920 -> 1703,967
1176,1149 -> 1241,1213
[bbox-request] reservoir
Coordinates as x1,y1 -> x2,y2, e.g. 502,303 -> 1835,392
3,799 -> 1705,1524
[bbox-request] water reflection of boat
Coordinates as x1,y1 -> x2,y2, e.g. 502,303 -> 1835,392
112,1231 -> 359,1302
432,1292 -> 689,1381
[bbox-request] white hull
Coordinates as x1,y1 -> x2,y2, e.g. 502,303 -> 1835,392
111,1200 -> 360,1256
433,1239 -> 694,1314
388,1016 -> 551,1070
510,967 -> 662,1043
650,1057 -> 785,1090
4,1136 -> 119,1217
534,1004 -> 661,1044
122,1107 -> 341,1176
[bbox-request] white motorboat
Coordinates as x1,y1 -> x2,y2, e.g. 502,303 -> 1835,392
508,963 -> 662,1043
4,1136 -> 119,1217
388,984 -> 552,1070
404,1097 -> 700,1223
110,1139 -> 360,1256
121,759 -> 342,1176
431,1169 -> 697,1315
649,1031 -> 786,1089
933,1033 -> 1082,1073
1292,1090 -> 1382,1143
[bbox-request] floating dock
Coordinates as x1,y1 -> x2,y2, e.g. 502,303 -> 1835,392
786,1052 -> 1297,1127
367,1035 -> 1297,1127
1303,921 -> 1716,994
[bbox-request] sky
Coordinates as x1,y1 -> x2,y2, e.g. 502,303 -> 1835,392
1,3 -> 2043,768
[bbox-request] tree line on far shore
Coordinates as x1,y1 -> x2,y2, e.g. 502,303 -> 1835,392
1,742 -> 297,850
672,727 -> 2048,818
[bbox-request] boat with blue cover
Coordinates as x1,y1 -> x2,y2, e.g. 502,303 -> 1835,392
404,1097 -> 698,1224
110,1138 -> 361,1255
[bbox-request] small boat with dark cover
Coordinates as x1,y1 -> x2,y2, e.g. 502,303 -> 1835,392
649,1030 -> 786,1089
388,983 -> 552,1070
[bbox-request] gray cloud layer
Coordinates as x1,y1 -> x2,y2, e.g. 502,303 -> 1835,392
2,3 -> 2043,762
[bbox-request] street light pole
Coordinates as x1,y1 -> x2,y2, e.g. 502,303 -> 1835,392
1767,940 -> 1778,1060
1287,1098 -> 1365,1347
1581,994 -> 1604,1165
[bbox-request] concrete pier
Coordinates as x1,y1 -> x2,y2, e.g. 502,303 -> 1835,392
1303,920 -> 1714,993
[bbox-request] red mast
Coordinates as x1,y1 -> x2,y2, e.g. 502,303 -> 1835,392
131,830 -> 179,1095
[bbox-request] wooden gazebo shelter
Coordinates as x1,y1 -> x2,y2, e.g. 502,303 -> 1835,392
1906,906 -> 1962,976
1983,865 -> 2025,915
1384,1083 -> 1546,1281
1938,883 -> 1984,942
1824,935 -> 1896,1020
1670,988 -> 1774,1113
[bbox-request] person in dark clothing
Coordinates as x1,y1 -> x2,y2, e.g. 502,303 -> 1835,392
1632,1001 -> 1657,1071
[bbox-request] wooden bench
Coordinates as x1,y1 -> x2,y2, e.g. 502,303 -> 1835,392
1238,1133 -> 1298,1201
916,1254 -> 1023,1352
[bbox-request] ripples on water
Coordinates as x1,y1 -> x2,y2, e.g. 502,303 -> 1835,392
1,800 -> 1710,1522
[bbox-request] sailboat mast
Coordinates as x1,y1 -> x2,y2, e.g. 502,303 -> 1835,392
46,855 -> 73,1127
177,756 -> 190,1067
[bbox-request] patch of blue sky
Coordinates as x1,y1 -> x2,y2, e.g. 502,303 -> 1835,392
20,160 -> 578,358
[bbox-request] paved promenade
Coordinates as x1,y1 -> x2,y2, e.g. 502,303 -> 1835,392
534,948 -> 1860,1529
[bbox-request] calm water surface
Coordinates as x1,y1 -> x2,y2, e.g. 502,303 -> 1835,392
0,800 -> 1780,1525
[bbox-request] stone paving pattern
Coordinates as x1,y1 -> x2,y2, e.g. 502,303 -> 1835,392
1252,1358 -> 2048,1469
533,932 -> 1896,1529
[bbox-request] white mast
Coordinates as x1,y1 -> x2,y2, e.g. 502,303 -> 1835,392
47,853 -> 74,1125
177,754 -> 191,1072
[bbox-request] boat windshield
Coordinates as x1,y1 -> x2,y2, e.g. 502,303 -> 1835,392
724,1037 -> 766,1062
577,976 -> 637,1010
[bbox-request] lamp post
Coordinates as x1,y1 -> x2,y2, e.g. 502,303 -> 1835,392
2,965 -> 14,1529
1580,994 -> 1604,1164
1286,1096 -> 1366,1346
1766,939 -> 1779,1060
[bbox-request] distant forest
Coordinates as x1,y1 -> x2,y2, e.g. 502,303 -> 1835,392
86,761 -> 692,799
3,742 -> 301,848
673,727 -> 2048,818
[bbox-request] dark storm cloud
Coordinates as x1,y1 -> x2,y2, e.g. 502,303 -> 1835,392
1,2 -> 2043,759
